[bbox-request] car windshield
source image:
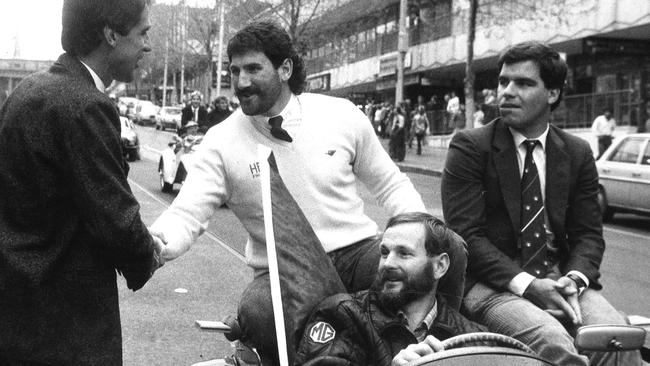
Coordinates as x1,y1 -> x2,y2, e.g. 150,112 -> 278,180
165,108 -> 181,115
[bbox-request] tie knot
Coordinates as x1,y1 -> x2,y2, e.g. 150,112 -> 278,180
268,116 -> 283,128
524,139 -> 539,153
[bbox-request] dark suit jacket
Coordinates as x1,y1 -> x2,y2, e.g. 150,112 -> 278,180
180,105 -> 208,126
441,118 -> 604,292
0,53 -> 158,365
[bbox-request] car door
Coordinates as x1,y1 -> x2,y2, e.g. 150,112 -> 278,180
628,138 -> 650,214
598,136 -> 644,209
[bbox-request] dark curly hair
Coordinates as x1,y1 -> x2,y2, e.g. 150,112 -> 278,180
61,0 -> 150,57
498,41 -> 567,111
227,21 -> 306,95
385,212 -> 456,257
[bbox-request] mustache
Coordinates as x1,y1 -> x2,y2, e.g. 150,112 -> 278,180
379,268 -> 406,282
235,87 -> 260,97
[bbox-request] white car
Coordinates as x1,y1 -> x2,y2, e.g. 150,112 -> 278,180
596,133 -> 650,221
120,116 -> 140,161
156,106 -> 182,131
158,135 -> 203,192
133,100 -> 159,125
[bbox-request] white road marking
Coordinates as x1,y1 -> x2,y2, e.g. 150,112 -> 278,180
128,178 -> 246,263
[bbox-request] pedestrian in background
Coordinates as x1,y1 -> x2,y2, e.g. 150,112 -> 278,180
591,108 -> 616,159
180,91 -> 208,136
411,105 -> 430,155
389,105 -> 406,162
204,95 -> 232,133
0,0 -> 163,364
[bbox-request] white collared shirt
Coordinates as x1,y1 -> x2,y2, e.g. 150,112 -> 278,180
507,126 -> 589,295
251,94 -> 301,140
78,60 -> 106,93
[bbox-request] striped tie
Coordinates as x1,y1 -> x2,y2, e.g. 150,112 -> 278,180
520,140 -> 548,278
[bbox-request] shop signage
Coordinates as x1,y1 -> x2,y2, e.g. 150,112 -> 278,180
378,52 -> 412,76
583,37 -> 650,56
306,73 -> 331,92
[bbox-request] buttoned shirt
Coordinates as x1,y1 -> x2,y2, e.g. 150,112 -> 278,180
399,299 -> 438,342
508,126 -> 589,296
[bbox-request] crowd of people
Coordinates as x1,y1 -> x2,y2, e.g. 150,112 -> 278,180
0,1 -> 643,366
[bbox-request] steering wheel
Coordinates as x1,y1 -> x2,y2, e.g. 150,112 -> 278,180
441,332 -> 535,354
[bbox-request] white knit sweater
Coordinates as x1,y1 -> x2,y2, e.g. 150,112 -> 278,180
151,93 -> 425,270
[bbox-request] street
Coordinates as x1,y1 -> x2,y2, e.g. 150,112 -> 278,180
119,125 -> 650,365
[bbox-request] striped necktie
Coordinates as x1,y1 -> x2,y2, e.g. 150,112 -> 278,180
520,140 -> 548,278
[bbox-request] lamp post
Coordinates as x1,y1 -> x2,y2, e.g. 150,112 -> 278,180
395,0 -> 408,105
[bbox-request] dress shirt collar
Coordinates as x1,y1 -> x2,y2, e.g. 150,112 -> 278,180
398,298 -> 438,342
78,60 -> 106,93
251,94 -> 301,134
509,124 -> 549,151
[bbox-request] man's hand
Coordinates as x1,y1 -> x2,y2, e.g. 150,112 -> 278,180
553,276 -> 582,325
523,278 -> 579,325
392,335 -> 445,366
151,234 -> 166,268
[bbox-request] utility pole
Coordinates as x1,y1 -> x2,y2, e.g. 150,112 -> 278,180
215,0 -> 225,97
180,1 -> 187,104
162,37 -> 169,108
395,0 -> 408,105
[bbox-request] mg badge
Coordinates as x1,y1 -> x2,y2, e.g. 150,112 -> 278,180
309,322 -> 335,343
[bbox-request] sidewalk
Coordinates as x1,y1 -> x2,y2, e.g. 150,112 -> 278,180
379,136 -> 448,177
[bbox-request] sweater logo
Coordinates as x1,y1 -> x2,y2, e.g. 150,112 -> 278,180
309,322 -> 335,343
326,150 -> 336,156
249,161 -> 260,178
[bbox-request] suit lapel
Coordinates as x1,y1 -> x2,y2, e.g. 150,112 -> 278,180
493,121 -> 522,233
545,126 -> 569,230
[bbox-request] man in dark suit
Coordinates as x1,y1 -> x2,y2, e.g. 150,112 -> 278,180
0,0 -> 163,365
442,41 -> 640,365
180,91 -> 208,136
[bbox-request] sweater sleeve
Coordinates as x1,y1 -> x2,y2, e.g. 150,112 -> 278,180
150,130 -> 228,260
350,104 -> 425,215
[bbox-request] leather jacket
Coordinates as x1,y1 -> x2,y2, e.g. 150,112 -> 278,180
295,290 -> 486,366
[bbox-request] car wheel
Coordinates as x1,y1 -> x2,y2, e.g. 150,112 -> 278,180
159,160 -> 173,193
597,187 -> 614,222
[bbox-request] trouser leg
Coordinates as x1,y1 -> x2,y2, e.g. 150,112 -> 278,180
578,289 -> 642,366
463,282 -> 589,366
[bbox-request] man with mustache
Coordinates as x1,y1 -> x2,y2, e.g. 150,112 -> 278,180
150,21 -> 470,364
295,212 -> 484,366
0,0 -> 163,364
441,41 -> 641,365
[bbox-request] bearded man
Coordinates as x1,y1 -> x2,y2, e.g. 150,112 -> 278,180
295,212 -> 485,366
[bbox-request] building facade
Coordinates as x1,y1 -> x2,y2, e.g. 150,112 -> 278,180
303,0 -> 650,131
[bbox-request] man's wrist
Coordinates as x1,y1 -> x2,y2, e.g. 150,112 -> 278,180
566,273 -> 587,294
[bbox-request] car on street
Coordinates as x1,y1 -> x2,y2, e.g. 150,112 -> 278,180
158,134 -> 203,192
156,106 -> 182,131
133,100 -> 159,125
120,116 -> 140,161
596,133 -> 650,221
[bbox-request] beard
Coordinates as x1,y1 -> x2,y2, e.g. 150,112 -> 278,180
371,261 -> 436,314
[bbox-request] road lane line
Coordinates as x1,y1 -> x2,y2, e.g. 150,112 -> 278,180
128,178 -> 246,263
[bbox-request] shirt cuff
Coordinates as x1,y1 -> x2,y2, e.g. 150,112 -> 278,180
567,270 -> 590,293
508,272 -> 536,296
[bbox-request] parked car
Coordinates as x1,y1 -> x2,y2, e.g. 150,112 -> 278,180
120,116 -> 140,161
158,134 -> 203,192
596,133 -> 650,221
134,100 -> 159,125
156,106 -> 182,131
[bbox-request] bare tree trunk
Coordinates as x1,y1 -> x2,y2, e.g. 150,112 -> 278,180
464,0 -> 478,130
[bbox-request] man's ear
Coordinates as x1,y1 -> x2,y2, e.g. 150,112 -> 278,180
548,88 -> 560,106
432,253 -> 450,280
103,26 -> 118,47
278,58 -> 293,82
